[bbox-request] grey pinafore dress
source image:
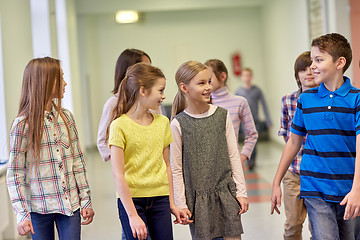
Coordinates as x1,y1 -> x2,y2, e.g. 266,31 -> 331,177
175,107 -> 243,240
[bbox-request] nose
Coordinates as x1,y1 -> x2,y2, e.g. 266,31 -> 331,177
310,61 -> 316,70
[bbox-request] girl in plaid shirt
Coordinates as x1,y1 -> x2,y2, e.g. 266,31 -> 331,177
6,57 -> 94,240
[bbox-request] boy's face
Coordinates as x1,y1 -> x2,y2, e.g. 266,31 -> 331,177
298,66 -> 318,90
241,70 -> 252,85
310,46 -> 337,85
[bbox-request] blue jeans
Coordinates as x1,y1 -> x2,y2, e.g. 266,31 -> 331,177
30,210 -> 81,240
117,196 -> 173,240
304,198 -> 360,240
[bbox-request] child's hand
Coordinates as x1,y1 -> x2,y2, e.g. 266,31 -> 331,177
340,189 -> 360,220
271,184 -> 282,215
170,205 -> 191,224
179,208 -> 193,225
236,197 -> 249,214
80,208 -> 95,225
129,215 -> 147,240
17,220 -> 34,236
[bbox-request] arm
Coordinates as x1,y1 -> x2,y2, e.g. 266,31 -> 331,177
97,98 -> 117,162
170,119 -> 192,224
340,134 -> 360,220
163,146 -> 189,224
226,113 -> 248,214
67,112 -> 94,224
258,88 -> 272,127
278,95 -> 289,143
6,119 -> 34,235
238,98 -> 258,162
271,133 -> 304,214
110,146 -> 147,239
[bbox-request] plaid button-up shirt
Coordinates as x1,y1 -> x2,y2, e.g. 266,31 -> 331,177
278,90 -> 305,173
7,107 -> 92,224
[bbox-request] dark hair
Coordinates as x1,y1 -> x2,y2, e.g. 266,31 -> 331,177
204,59 -> 228,85
112,49 -> 151,94
311,33 -> 352,73
294,51 -> 312,90
106,63 -> 164,140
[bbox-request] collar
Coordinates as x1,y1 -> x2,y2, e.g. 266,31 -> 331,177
212,86 -> 229,98
318,76 -> 351,98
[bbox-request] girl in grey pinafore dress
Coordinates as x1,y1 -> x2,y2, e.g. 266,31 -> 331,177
175,107 -> 243,239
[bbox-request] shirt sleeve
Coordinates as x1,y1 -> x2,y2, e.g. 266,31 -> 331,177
169,119 -> 188,209
163,117 -> 174,148
226,112 -> 247,198
278,95 -> 289,136
97,98 -> 116,162
238,98 -> 258,159
291,98 -> 307,136
6,118 -> 31,224
66,110 -> 92,210
108,120 -> 125,149
356,94 -> 360,135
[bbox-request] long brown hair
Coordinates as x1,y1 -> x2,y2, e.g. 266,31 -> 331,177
106,62 -> 165,140
17,57 -> 67,160
171,61 -> 207,120
112,49 -> 151,94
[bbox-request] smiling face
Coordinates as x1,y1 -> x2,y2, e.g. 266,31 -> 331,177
143,77 -> 166,111
310,46 -> 339,85
182,69 -> 212,104
297,66 -> 317,91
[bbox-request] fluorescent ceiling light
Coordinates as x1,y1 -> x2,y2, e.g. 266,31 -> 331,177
116,11 -> 139,23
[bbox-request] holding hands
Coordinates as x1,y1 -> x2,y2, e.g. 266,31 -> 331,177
17,219 -> 34,236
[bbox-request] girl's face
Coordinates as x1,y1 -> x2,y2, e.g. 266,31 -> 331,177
143,77 -> 166,111
51,67 -> 67,99
182,69 -> 212,104
208,67 -> 221,91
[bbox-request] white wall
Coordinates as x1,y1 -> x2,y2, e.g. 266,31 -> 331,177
261,0 -> 310,144
79,7 -> 266,146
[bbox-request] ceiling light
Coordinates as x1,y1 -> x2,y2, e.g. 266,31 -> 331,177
116,11 -> 139,24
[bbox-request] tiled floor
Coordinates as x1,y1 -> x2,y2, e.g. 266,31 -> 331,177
82,141 -> 312,239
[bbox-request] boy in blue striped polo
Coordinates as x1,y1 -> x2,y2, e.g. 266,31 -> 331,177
271,33 -> 360,239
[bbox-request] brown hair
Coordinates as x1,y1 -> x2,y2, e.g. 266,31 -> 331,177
17,57 -> 69,160
311,33 -> 352,73
171,61 -> 208,120
112,49 -> 151,94
294,51 -> 312,90
106,62 -> 165,140
204,59 -> 228,85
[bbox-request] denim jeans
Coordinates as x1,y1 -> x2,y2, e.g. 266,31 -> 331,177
30,210 -> 81,240
304,198 -> 360,240
117,196 -> 173,240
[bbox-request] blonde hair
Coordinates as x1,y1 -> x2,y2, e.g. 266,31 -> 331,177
106,62 -> 165,140
171,61 -> 208,120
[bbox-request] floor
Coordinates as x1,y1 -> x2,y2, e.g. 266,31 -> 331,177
81,141 -> 311,240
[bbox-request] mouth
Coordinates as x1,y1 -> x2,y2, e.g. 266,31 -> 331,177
202,92 -> 211,98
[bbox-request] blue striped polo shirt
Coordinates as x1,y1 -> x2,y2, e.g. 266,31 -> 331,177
291,77 -> 360,202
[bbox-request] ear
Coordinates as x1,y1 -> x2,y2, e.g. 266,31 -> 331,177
336,57 -> 346,70
179,82 -> 188,94
139,86 -> 147,96
220,72 -> 227,82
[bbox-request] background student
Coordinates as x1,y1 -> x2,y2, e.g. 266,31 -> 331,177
277,51 -> 318,239
235,68 -> 272,169
170,61 -> 248,240
108,63 -> 185,240
7,57 -> 94,240
205,59 -> 258,168
271,33 -> 360,239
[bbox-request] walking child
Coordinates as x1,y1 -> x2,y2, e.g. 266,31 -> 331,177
6,57 -> 94,240
205,59 -> 258,167
276,51 -> 318,239
235,68 -> 272,170
271,33 -> 360,239
107,63 -> 185,240
170,61 -> 248,240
